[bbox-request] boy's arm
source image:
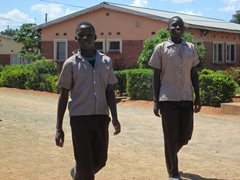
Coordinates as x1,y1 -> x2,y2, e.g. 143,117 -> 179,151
191,66 -> 201,113
106,84 -> 121,135
153,68 -> 161,117
55,87 -> 70,147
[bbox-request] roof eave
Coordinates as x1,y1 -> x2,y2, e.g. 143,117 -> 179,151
187,24 -> 240,34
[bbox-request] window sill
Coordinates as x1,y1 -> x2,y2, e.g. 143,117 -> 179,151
213,62 -> 224,64
107,51 -> 121,54
226,61 -> 236,64
55,60 -> 65,63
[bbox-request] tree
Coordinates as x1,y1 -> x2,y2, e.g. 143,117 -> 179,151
0,28 -> 18,37
13,23 -> 41,61
230,10 -> 240,24
137,29 -> 206,68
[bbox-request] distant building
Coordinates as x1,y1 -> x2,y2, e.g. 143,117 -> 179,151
0,35 -> 25,65
33,2 -> 240,70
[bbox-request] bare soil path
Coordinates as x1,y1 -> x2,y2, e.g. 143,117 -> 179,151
0,88 -> 240,180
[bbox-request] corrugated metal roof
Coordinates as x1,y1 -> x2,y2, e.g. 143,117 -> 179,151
106,2 -> 240,33
33,1 -> 240,34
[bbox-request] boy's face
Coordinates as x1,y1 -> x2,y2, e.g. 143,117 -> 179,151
75,24 -> 96,50
168,17 -> 185,39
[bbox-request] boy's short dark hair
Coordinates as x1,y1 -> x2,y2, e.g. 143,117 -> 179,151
76,21 -> 95,33
168,16 -> 184,25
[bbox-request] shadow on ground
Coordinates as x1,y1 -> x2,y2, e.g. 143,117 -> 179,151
181,172 -> 225,180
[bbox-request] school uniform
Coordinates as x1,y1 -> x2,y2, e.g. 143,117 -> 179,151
148,38 -> 199,177
58,50 -> 117,180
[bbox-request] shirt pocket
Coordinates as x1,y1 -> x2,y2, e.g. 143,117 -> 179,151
182,48 -> 195,68
98,62 -> 111,87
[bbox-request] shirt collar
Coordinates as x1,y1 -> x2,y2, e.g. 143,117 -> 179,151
75,50 -> 103,62
165,38 -> 188,47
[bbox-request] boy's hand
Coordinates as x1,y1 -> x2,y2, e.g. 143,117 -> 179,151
55,129 -> 65,147
153,101 -> 161,117
112,118 -> 121,135
193,98 -> 201,113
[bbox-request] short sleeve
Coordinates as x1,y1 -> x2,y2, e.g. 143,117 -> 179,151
108,59 -> 118,85
57,60 -> 73,89
148,44 -> 162,69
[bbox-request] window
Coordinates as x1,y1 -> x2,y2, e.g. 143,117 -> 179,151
54,39 -> 67,61
213,42 -> 224,63
107,39 -> 122,53
226,43 -> 236,63
94,39 -> 105,52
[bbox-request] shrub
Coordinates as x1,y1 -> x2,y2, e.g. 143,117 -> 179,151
126,69 -> 153,100
199,70 -> 238,107
0,64 -> 30,89
25,59 -> 59,91
199,69 -> 214,75
34,74 -> 59,93
0,59 -> 60,93
27,58 -> 59,75
224,67 -> 240,86
114,70 -> 128,96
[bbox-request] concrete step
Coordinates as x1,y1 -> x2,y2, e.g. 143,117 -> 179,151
221,102 -> 240,115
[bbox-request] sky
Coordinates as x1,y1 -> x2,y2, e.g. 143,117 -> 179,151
0,0 -> 239,31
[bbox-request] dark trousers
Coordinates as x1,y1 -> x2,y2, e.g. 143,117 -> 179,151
70,115 -> 110,180
160,101 -> 193,176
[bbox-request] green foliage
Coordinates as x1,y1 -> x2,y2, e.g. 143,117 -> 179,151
195,43 -> 206,65
126,69 -> 153,100
0,28 -> 18,37
199,69 -> 214,75
18,50 -> 42,62
45,75 -> 60,93
138,29 -> 169,68
199,69 -> 238,107
224,67 -> 240,86
13,23 -> 41,61
27,59 -> 59,75
0,59 -> 60,93
114,70 -> 128,96
137,29 -> 206,68
230,10 -> 240,24
0,64 -> 30,89
25,59 -> 59,91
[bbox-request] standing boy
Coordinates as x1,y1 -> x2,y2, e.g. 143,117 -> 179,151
148,16 -> 201,180
55,21 -> 121,180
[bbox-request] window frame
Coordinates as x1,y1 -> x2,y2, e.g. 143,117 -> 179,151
106,39 -> 122,53
226,42 -> 236,63
54,39 -> 68,61
94,39 -> 105,53
213,41 -> 224,64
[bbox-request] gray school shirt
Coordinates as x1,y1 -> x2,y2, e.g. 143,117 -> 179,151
58,50 -> 117,116
148,39 -> 199,101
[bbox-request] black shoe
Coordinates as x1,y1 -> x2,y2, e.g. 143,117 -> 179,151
169,174 -> 182,180
70,167 -> 80,180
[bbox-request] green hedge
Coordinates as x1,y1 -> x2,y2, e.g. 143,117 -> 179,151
224,67 -> 240,86
0,59 -> 60,93
199,70 -> 237,107
114,70 -> 128,96
126,69 -> 153,100
0,64 -> 30,89
113,68 -> 238,106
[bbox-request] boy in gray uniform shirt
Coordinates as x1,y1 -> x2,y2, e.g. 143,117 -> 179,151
149,16 -> 201,180
55,21 -> 121,180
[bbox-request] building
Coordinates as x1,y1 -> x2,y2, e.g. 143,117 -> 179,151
0,35 -> 24,65
33,2 -> 240,70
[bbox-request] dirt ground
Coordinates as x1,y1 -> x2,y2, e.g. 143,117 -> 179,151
0,87 -> 240,180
